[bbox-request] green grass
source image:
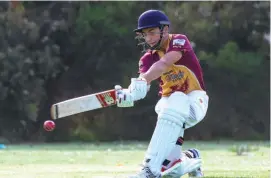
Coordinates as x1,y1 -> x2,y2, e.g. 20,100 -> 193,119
0,140 -> 269,178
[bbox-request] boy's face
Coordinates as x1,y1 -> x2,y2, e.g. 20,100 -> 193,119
139,26 -> 169,48
141,27 -> 162,47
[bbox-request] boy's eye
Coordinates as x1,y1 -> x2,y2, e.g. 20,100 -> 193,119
142,32 -> 157,37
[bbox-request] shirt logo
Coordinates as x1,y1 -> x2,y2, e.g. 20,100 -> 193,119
165,71 -> 184,82
173,39 -> 186,46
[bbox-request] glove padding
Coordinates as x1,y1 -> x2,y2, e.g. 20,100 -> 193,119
115,85 -> 134,107
129,78 -> 148,101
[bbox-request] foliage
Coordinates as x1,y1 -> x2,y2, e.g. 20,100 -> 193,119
0,2 -> 72,141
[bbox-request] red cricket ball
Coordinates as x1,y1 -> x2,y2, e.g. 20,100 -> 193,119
43,120 -> 55,131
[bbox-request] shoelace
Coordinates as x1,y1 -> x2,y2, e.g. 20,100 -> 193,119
136,165 -> 159,178
142,167 -> 158,178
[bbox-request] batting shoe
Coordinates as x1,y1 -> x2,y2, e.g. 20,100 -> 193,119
161,157 -> 202,178
185,149 -> 204,178
129,166 -> 161,178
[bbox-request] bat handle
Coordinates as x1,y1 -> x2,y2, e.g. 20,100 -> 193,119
114,85 -> 124,99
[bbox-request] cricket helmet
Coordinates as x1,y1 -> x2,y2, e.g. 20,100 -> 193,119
134,10 -> 170,52
134,10 -> 170,32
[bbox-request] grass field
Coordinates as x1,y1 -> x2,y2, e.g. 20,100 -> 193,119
0,140 -> 269,178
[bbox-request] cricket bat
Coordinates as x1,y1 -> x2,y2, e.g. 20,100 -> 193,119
50,89 -> 118,120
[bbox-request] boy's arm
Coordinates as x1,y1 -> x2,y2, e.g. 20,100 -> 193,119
141,51 -> 182,84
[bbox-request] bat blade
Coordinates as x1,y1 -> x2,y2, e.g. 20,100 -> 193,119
51,89 -> 117,120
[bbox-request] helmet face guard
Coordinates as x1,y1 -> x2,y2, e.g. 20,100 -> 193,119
135,25 -> 166,52
134,10 -> 170,52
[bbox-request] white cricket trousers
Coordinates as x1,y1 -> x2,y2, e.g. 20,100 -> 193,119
155,90 -> 209,129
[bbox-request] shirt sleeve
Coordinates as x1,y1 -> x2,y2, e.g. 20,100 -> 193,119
167,34 -> 192,54
138,52 -> 153,74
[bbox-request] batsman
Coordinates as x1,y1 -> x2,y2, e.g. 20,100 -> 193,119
115,9 -> 209,178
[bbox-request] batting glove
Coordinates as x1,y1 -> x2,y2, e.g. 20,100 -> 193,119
129,78 -> 148,101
